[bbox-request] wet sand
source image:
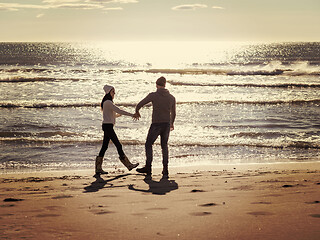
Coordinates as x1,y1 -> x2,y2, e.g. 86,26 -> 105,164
0,162 -> 319,239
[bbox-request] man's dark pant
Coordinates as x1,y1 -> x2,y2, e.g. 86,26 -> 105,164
145,123 -> 170,169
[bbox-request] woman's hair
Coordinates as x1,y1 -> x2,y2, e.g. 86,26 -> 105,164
101,92 -> 113,110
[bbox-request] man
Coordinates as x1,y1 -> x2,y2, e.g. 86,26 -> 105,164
135,76 -> 176,178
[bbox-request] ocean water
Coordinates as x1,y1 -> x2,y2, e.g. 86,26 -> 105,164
1,41 -> 320,172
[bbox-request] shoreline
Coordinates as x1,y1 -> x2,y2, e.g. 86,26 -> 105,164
1,160 -> 319,175
1,161 -> 319,239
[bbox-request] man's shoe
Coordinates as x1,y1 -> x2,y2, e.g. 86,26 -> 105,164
136,166 -> 151,175
162,169 -> 169,179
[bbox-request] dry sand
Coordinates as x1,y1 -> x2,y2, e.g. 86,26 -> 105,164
0,162 -> 319,239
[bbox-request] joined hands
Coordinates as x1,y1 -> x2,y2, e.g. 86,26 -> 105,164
132,112 -> 141,121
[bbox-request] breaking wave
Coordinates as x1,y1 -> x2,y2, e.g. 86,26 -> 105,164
0,68 -> 52,73
1,136 -> 319,149
0,67 -> 118,75
0,102 -> 100,108
173,142 -> 320,149
144,68 -> 287,76
177,99 -> 320,105
168,81 -> 320,88
0,77 -> 82,83
0,137 -> 144,145
0,131 -> 79,138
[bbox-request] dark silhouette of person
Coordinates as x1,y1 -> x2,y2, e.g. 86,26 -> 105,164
95,85 -> 139,175
134,77 -> 176,178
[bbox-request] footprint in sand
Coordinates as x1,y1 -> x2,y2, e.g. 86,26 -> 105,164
45,206 -> 64,211
231,185 -> 253,191
199,203 -> 218,207
247,211 -> 273,216
101,195 -> 119,198
131,213 -> 148,217
261,194 -> 282,197
0,204 -> 15,208
51,195 -> 73,199
26,191 -> 48,195
251,201 -> 272,205
282,184 -> 294,188
145,207 -> 168,211
3,198 -> 24,202
0,213 -> 14,217
24,209 -> 44,213
191,189 -> 205,193
94,211 -> 114,215
190,212 -> 212,216
35,214 -> 61,218
88,205 -> 114,215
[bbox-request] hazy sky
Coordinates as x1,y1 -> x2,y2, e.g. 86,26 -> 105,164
0,0 -> 319,42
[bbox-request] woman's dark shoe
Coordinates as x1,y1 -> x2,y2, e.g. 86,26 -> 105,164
95,156 -> 108,174
119,155 -> 139,171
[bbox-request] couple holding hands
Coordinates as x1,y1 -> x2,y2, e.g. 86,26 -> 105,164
95,76 -> 176,179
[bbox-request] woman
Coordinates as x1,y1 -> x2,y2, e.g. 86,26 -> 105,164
95,84 -> 139,174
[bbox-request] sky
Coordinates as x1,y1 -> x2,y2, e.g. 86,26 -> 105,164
0,0 -> 319,42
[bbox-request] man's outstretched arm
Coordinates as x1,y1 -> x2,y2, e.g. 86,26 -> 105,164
135,94 -> 152,115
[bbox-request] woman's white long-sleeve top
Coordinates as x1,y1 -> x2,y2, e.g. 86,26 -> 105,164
102,100 -> 133,124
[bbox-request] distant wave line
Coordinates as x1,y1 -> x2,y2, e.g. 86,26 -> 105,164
1,99 -> 320,109
2,68 -> 320,82
1,137 -> 319,149
2,77 -> 320,88
137,68 -> 320,76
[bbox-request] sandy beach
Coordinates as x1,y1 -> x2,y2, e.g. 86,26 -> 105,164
0,162 -> 319,240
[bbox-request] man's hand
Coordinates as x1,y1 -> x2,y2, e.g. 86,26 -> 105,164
170,123 -> 174,131
133,112 -> 141,121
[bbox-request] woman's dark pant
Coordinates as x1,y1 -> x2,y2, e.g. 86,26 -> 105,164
145,123 -> 170,168
98,124 -> 125,158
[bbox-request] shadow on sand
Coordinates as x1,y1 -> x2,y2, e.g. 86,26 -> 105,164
129,176 -> 179,195
83,173 -> 131,193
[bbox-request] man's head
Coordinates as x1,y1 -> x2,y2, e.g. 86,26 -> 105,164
156,76 -> 166,88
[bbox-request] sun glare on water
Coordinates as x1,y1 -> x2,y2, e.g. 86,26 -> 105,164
84,41 -> 245,69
